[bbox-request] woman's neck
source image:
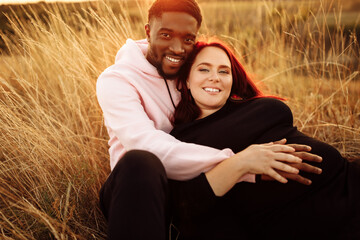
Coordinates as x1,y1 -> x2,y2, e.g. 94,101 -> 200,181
197,107 -> 222,120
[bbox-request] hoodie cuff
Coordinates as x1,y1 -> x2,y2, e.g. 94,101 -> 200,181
238,173 -> 256,183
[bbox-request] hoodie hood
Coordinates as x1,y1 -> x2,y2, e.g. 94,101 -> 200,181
115,39 -> 160,77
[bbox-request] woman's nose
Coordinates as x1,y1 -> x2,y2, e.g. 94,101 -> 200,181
209,72 -> 220,82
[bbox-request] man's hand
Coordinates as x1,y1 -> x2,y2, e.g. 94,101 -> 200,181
288,144 -> 322,162
261,139 -> 323,185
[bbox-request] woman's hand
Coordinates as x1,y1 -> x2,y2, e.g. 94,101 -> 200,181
205,142 -> 301,196
261,139 -> 323,185
236,143 -> 302,184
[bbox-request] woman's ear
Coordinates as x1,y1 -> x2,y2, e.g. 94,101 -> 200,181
186,80 -> 190,89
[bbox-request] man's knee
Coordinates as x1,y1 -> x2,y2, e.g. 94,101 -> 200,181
112,150 -> 166,180
100,150 -> 167,217
100,150 -> 169,234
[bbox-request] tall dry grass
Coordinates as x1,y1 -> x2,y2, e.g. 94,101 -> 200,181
0,0 -> 359,239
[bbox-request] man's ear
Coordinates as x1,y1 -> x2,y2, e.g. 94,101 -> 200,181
145,24 -> 150,41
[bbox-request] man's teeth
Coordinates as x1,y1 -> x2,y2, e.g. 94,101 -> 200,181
204,88 -> 220,92
166,56 -> 180,63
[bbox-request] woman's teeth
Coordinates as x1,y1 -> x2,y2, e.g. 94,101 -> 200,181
203,88 -> 220,92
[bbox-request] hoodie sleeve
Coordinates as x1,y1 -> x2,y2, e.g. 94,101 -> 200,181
96,67 -> 255,182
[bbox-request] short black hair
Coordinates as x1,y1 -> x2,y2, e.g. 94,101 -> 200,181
148,0 -> 202,28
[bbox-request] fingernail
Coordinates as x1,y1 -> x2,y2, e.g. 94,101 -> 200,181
307,180 -> 312,185
317,168 -> 322,174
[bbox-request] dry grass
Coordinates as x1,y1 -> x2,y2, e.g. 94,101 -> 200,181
0,0 -> 359,239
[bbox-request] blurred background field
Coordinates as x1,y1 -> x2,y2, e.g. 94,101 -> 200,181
0,0 -> 359,239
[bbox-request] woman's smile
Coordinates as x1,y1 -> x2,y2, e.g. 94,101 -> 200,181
203,87 -> 221,93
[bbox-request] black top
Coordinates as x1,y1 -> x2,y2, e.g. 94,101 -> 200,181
170,97 -> 360,239
171,97 -> 298,151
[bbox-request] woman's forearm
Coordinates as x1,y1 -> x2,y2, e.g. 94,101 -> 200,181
205,156 -> 248,196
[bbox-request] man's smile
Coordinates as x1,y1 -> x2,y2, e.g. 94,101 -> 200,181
165,55 -> 184,66
166,56 -> 182,63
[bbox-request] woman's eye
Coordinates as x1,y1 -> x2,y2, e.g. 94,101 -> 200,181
219,70 -> 230,74
199,68 -> 209,72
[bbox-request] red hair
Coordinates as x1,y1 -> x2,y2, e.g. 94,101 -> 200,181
174,38 -> 264,125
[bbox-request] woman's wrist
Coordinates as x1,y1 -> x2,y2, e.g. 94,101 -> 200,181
230,152 -> 250,176
205,155 -> 249,196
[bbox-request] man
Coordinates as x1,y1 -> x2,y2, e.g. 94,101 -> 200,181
96,0 -> 322,239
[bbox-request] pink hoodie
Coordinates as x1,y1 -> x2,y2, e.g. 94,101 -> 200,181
96,38 -> 254,182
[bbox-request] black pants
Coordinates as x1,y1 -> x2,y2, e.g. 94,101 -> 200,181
99,150 -> 169,240
99,150 -> 237,240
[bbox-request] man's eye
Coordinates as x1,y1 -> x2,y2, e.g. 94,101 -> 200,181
185,38 -> 195,44
160,33 -> 170,38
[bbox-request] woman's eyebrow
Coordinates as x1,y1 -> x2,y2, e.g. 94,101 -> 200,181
195,62 -> 211,67
195,62 -> 231,69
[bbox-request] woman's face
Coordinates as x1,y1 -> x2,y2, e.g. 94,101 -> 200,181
187,46 -> 232,118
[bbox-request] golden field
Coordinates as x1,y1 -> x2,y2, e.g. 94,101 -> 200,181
0,0 -> 359,239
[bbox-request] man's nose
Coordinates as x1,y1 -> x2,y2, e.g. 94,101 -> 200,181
169,39 -> 185,54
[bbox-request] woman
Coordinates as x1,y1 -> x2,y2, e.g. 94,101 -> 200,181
169,39 -> 360,239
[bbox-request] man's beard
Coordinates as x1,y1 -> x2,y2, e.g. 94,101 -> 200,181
156,65 -> 178,80
148,48 -> 179,80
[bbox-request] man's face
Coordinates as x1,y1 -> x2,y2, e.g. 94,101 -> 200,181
145,12 -> 199,79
